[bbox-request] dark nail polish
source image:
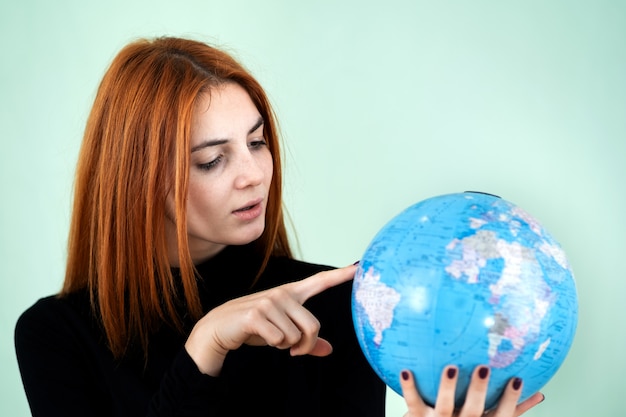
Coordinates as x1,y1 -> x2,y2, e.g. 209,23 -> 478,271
540,393 -> 546,403
401,370 -> 410,381
478,366 -> 489,379
512,377 -> 522,391
447,367 -> 457,379
353,260 -> 360,265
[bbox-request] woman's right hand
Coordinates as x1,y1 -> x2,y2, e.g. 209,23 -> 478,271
184,264 -> 358,376
399,365 -> 545,417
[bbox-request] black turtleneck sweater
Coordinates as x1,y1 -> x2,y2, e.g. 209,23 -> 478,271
15,245 -> 386,416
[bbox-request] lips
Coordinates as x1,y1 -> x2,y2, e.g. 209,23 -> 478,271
232,198 -> 264,220
234,198 -> 263,213
235,204 -> 255,212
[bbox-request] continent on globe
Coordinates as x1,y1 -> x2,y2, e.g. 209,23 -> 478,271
445,230 -> 556,368
351,191 -> 578,410
353,267 -> 401,345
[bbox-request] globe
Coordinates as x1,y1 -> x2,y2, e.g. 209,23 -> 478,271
351,191 -> 578,410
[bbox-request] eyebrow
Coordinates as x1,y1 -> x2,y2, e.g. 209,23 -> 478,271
191,116 -> 265,153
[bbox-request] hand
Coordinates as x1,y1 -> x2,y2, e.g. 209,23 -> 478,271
399,365 -> 545,417
185,264 -> 358,376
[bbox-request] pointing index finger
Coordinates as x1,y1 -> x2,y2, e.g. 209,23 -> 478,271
291,264 -> 358,304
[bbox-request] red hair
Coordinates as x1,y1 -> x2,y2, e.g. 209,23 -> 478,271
61,37 -> 292,358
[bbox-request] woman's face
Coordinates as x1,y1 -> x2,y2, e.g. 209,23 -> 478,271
166,83 -> 273,265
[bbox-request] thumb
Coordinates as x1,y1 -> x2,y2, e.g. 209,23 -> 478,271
290,337 -> 333,357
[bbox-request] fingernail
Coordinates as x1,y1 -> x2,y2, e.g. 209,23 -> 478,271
540,393 -> 546,403
353,260 -> 360,265
512,377 -> 522,391
478,366 -> 489,379
401,370 -> 410,381
447,367 -> 457,379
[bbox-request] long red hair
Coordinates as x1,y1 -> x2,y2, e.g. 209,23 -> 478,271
61,37 -> 292,358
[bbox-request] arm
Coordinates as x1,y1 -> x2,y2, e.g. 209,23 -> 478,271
15,265 -> 362,416
15,299 -> 110,417
184,264 -> 359,376
146,348 -> 229,416
15,297 -> 231,417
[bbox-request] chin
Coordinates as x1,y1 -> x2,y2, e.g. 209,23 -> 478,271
233,226 -> 266,245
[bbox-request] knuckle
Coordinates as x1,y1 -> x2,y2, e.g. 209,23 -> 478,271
265,287 -> 289,303
265,333 -> 285,347
254,297 -> 275,312
283,330 -> 302,345
462,402 -> 484,417
436,402 -> 455,416
300,318 -> 321,335
241,310 -> 264,331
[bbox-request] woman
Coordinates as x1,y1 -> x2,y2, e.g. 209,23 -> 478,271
15,36 -> 544,416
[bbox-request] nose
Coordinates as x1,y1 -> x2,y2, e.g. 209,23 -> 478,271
233,150 -> 267,189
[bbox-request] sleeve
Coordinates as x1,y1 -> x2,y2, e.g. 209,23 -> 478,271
15,298 -> 231,417
146,348 -> 228,416
15,299 -> 111,417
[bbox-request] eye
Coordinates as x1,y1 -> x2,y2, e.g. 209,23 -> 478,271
249,138 -> 268,150
197,155 -> 223,171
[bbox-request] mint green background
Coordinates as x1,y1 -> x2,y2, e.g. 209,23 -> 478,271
1,1 -> 624,416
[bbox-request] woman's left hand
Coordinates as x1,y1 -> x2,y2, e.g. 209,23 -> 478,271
399,365 -> 545,417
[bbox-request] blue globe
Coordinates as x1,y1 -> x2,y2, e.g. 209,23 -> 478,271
351,192 -> 578,410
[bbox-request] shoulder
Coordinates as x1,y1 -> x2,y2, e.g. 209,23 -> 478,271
16,295 -> 68,335
15,291 -> 96,355
17,292 -> 90,330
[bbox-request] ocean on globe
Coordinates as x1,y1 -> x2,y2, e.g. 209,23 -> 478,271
351,191 -> 578,410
